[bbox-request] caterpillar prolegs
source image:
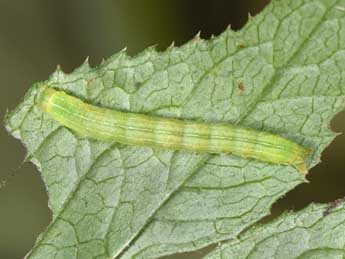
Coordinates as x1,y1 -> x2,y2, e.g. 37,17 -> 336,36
38,86 -> 311,174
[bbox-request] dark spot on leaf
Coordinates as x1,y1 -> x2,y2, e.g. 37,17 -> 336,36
323,197 -> 345,216
86,78 -> 95,86
238,43 -> 246,48
238,82 -> 245,92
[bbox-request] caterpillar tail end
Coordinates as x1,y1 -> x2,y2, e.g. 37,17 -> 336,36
295,162 -> 308,175
294,147 -> 312,175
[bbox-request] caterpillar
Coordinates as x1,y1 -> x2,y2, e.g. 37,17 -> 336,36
37,86 -> 311,174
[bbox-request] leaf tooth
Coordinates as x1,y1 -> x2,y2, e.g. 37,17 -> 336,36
194,31 -> 202,41
82,56 -> 90,68
103,47 -> 129,67
84,56 -> 90,64
147,44 -> 157,50
56,64 -> 62,72
142,44 -> 158,57
75,57 -> 91,73
247,12 -> 254,22
100,57 -> 106,66
48,64 -> 65,82
168,41 -> 175,49
116,47 -> 129,60
114,46 -> 128,59
51,64 -> 65,77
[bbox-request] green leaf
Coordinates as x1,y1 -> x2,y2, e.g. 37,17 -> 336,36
4,0 -> 345,258
205,202 -> 345,259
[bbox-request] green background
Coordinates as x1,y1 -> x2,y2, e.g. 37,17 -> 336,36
0,1 -> 344,258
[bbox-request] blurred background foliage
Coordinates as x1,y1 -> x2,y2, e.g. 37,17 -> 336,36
0,1 -> 344,258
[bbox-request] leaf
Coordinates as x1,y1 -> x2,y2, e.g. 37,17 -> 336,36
4,0 -> 345,258
205,201 -> 345,259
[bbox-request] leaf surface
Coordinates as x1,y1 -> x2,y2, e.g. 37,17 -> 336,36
205,202 -> 345,259
4,0 -> 345,258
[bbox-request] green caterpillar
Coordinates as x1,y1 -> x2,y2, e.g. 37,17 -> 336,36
37,86 -> 311,174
